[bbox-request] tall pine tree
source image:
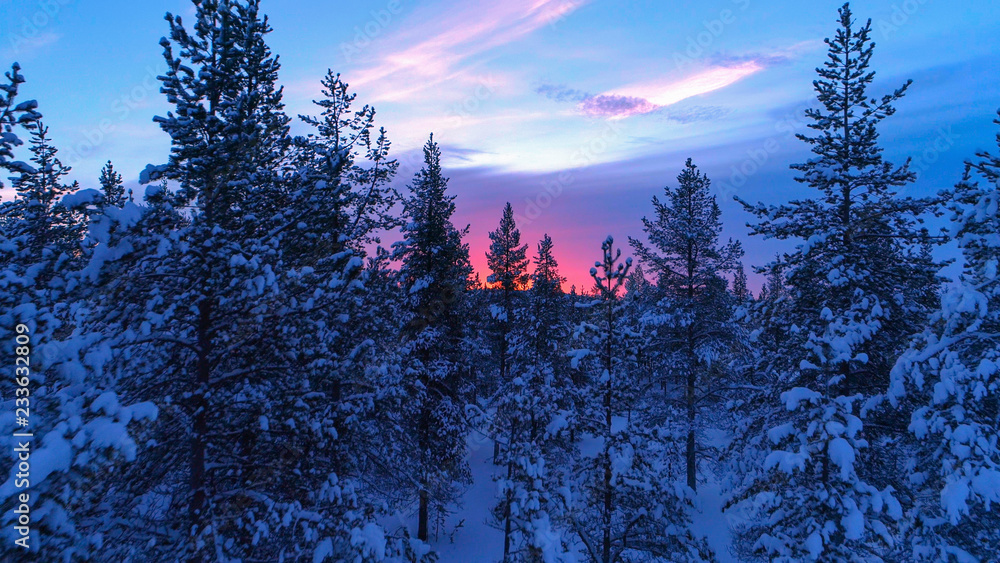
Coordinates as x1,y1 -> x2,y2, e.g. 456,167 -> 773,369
733,4 -> 939,559
564,236 -> 711,563
630,158 -> 743,492
82,3 -> 421,560
889,111 -> 1000,560
393,134 -> 473,542
0,114 -> 153,559
486,201 -> 530,390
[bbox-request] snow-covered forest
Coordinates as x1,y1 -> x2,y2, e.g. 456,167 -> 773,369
1,1 -> 999,561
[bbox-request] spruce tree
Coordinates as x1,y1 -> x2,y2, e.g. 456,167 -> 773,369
486,201 -> 530,390
733,262 -> 750,303
630,158 -> 743,492
733,4 -> 939,559
564,236 -> 711,563
82,2 -> 419,560
487,202 -> 530,293
889,112 -> 1000,560
98,160 -> 126,208
484,202 -> 532,557
393,134 -> 473,542
529,234 -> 567,366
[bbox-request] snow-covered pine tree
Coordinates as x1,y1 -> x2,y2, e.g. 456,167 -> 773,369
492,360 -> 577,563
103,4 -> 299,556
750,256 -> 791,353
282,70 -> 435,561
98,160 -> 126,208
564,236 -> 711,563
0,63 -> 40,181
280,67 -> 401,476
489,233 -> 578,562
486,201 -> 530,386
462,271 -> 495,408
279,68 -> 434,560
888,111 -> 1000,560
629,158 -> 743,492
621,264 -> 659,394
393,134 -> 473,543
524,235 -> 576,424
483,201 -> 532,558
80,2 -> 419,560
352,246 -> 427,520
0,117 -> 154,559
0,124 -> 83,270
529,234 -> 569,371
733,4 -> 939,559
288,70 -> 401,261
732,262 -> 750,304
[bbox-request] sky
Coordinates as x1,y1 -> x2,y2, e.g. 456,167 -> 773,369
2,0 -> 1000,290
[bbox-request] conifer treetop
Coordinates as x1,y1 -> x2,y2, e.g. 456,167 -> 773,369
486,202 -> 529,291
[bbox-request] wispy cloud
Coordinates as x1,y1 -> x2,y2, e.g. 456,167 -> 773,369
536,83 -> 590,103
537,61 -> 761,119
1,31 -> 60,61
348,0 -> 588,102
661,105 -> 733,123
580,94 -> 658,118
589,61 -> 763,118
705,40 -> 823,68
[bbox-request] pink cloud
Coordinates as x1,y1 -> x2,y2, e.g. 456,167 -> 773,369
580,94 -> 658,118
582,61 -> 763,118
349,0 -> 588,102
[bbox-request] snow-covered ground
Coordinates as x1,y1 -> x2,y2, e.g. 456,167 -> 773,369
691,481 -> 738,562
431,432 -> 505,562
420,428 -> 738,562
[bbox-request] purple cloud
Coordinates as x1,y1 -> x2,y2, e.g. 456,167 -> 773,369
535,84 -> 591,103
579,94 -> 659,118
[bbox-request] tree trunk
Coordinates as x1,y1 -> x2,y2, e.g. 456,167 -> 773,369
686,325 -> 697,492
503,414 -> 517,561
496,289 -> 510,465
418,376 -> 431,542
503,462 -> 513,561
686,428 -> 697,491
602,364 -> 613,563
188,298 -> 212,562
685,243 -> 699,492
418,488 -> 429,541
602,284 -> 615,563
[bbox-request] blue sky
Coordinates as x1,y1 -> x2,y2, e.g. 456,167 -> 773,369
2,0 -> 999,289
